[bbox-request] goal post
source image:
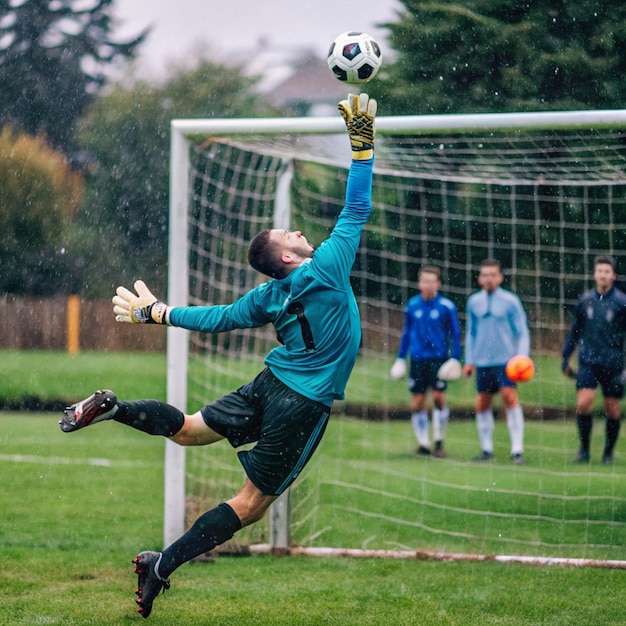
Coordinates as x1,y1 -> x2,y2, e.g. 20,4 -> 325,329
165,109 -> 626,559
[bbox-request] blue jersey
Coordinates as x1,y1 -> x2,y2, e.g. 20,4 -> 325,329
562,286 -> 626,369
169,158 -> 374,407
465,287 -> 530,367
397,293 -> 461,362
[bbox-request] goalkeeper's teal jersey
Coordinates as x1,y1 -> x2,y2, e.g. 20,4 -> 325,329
169,157 -> 374,407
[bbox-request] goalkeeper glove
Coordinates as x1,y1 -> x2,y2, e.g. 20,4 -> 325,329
112,280 -> 169,324
390,358 -> 407,380
338,93 -> 377,160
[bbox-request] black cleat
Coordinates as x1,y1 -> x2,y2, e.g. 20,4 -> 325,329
572,450 -> 590,464
602,452 -> 613,465
474,451 -> 494,461
133,551 -> 170,619
512,453 -> 525,465
59,390 -> 118,433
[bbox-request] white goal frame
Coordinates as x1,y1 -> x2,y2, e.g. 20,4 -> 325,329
164,108 -> 626,548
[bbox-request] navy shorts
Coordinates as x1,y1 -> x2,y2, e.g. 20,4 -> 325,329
200,368 -> 330,496
408,358 -> 448,394
476,365 -> 515,394
577,363 -> 624,398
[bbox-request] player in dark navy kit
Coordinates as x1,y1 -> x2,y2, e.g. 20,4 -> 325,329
562,255 -> 626,465
59,93 -> 377,619
390,266 -> 461,457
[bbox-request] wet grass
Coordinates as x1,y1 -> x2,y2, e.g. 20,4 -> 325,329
2,413 -> 625,625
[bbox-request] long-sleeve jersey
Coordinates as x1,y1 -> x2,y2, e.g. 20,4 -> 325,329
562,286 -> 626,369
464,287 -> 530,367
397,293 -> 461,362
168,157 -> 374,407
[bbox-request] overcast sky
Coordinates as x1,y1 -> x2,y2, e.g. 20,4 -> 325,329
112,0 -> 402,77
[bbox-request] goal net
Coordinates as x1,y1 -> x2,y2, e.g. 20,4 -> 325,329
165,111 -> 626,567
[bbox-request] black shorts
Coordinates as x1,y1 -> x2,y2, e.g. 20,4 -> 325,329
476,365 -> 515,393
408,358 -> 448,395
200,368 -> 331,496
577,363 -> 624,398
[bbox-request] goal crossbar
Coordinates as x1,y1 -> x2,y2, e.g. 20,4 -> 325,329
172,109 -> 626,137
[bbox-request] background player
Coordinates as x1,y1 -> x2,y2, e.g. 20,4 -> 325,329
59,93 -> 376,619
562,255 -> 626,464
390,265 -> 461,457
463,259 -> 530,464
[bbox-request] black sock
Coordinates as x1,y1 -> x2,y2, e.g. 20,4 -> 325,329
158,503 -> 242,577
577,414 -> 592,452
605,418 -> 621,455
113,400 -> 185,437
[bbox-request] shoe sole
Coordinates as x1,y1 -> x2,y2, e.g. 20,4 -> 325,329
133,552 -> 169,619
59,390 -> 117,432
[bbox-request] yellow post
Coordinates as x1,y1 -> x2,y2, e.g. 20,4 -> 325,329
66,294 -> 80,354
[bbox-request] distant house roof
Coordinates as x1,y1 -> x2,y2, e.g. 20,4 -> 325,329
238,43 -> 352,116
269,55 -> 349,109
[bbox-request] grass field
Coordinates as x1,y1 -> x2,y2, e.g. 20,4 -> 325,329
0,349 -> 579,412
2,350 -> 626,624
2,412 -> 626,625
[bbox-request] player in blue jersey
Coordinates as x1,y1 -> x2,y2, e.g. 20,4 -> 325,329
390,265 -> 461,457
463,259 -> 530,464
59,93 -> 377,619
562,255 -> 626,464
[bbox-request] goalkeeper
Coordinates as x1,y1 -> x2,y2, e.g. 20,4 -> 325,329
60,94 -> 376,619
389,265 -> 462,458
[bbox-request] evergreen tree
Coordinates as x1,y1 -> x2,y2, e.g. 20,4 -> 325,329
74,60 -> 275,297
375,0 -> 626,114
0,0 -> 146,153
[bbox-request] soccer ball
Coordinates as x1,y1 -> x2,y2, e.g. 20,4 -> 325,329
505,355 -> 535,383
327,31 -> 383,84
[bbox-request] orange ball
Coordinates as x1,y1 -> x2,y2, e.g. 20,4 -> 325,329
505,355 -> 535,382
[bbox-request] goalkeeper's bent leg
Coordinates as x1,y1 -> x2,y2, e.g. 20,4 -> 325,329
114,400 -> 185,437
157,503 -> 242,577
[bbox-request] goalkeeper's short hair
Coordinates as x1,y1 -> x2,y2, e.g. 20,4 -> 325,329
248,229 -> 288,279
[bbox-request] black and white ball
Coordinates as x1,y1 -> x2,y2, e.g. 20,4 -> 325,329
327,32 -> 383,84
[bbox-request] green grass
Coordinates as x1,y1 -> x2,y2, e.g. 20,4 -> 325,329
2,413 -> 626,625
189,413 -> 626,561
0,349 -> 167,407
2,350 -> 625,623
0,349 -> 580,412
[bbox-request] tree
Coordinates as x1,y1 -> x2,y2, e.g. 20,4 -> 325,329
375,0 -> 626,114
74,59 -> 276,297
0,127 -> 82,295
0,0 -> 146,153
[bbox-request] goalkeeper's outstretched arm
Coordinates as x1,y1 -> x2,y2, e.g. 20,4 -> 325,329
112,95 -> 377,326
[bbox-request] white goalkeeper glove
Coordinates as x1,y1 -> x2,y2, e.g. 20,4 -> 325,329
112,280 -> 169,324
390,358 -> 407,380
338,93 -> 377,160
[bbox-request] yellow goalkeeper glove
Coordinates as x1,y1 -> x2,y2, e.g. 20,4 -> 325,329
338,93 -> 377,160
112,280 -> 169,324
